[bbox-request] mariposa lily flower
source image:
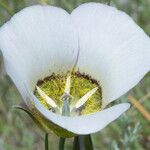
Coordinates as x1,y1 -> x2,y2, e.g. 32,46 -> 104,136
0,3 -> 150,138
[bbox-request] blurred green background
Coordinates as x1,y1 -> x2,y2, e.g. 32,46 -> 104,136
0,0 -> 150,150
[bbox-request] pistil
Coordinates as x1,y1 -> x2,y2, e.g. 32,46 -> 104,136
61,93 -> 71,116
61,75 -> 72,116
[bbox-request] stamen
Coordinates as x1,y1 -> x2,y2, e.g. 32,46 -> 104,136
36,86 -> 57,108
64,75 -> 71,94
74,87 -> 98,109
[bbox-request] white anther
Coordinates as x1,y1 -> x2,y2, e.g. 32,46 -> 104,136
75,87 -> 98,109
64,75 -> 71,94
36,86 -> 57,108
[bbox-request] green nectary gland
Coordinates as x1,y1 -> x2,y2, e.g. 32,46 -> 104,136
34,71 -> 102,116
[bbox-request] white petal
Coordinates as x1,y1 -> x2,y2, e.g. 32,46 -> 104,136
71,3 -> 150,107
30,92 -> 130,134
0,5 -> 78,104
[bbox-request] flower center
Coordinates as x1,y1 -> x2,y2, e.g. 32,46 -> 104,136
34,71 -> 102,116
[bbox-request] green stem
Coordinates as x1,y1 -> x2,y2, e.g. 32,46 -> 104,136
38,0 -> 49,4
73,135 -> 94,150
59,137 -> 66,150
0,2 -> 14,16
73,136 -> 80,150
107,0 -> 111,5
45,133 -> 49,150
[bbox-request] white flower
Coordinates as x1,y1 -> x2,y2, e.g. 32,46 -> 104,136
0,3 -> 150,137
